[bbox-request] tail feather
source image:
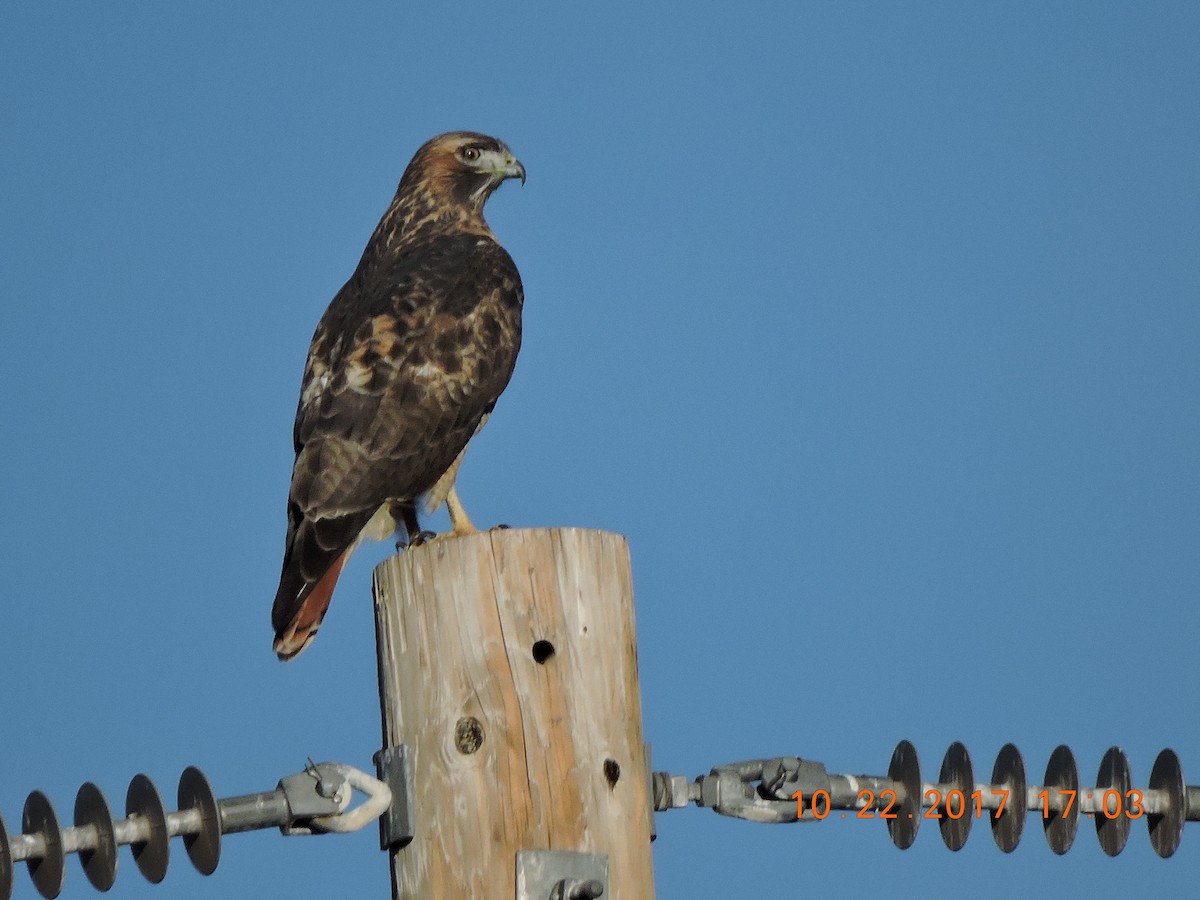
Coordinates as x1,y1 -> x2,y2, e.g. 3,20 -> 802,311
272,551 -> 348,661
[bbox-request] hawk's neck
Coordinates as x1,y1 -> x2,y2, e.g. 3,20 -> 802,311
366,184 -> 494,257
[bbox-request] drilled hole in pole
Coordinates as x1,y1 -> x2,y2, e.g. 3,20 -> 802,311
531,640 -> 556,664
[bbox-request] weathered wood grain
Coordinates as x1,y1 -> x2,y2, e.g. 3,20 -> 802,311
374,527 -> 655,899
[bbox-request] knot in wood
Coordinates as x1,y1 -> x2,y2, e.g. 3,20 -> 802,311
454,716 -> 485,754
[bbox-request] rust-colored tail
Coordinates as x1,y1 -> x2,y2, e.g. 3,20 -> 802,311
272,551 -> 348,661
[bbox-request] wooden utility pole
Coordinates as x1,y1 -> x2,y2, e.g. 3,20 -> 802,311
373,527 -> 655,899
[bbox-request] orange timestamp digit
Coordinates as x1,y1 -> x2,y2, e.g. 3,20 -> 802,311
855,788 -> 899,819
1036,788 -> 1145,819
790,789 -> 899,820
920,788 -> 1009,819
791,789 -> 831,819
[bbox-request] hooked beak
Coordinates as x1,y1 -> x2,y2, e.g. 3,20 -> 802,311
500,152 -> 526,186
468,146 -> 527,205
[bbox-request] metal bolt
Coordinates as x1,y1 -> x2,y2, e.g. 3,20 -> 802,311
565,878 -> 605,899
305,759 -> 343,800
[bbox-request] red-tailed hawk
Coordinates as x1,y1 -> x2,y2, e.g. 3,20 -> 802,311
271,131 -> 525,660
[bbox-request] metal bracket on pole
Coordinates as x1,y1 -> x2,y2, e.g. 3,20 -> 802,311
644,742 -> 656,842
373,744 -> 415,849
515,849 -> 608,900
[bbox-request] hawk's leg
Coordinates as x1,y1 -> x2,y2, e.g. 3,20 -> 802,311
426,446 -> 482,539
393,500 -> 436,549
446,484 -> 480,537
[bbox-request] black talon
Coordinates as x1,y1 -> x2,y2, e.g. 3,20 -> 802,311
396,529 -> 437,550
492,523 -> 511,531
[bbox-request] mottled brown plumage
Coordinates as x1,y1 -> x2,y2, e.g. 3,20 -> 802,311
272,132 -> 525,660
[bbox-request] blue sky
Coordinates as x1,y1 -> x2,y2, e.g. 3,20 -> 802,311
2,2 -> 1198,898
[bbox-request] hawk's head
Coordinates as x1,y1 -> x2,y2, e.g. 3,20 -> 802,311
404,131 -> 526,213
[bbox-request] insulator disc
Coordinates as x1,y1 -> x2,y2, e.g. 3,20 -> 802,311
1042,745 -> 1080,855
887,740 -> 921,850
1,810 -> 12,900
125,775 -> 169,884
22,791 -> 65,900
74,782 -> 118,891
990,743 -> 1027,853
1148,749 -> 1185,858
938,742 -> 974,851
178,767 -> 222,875
1094,747 -> 1132,857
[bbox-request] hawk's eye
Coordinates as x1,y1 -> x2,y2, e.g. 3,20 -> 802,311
462,147 -> 481,162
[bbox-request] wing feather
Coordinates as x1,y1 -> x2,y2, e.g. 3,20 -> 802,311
272,230 -> 522,658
